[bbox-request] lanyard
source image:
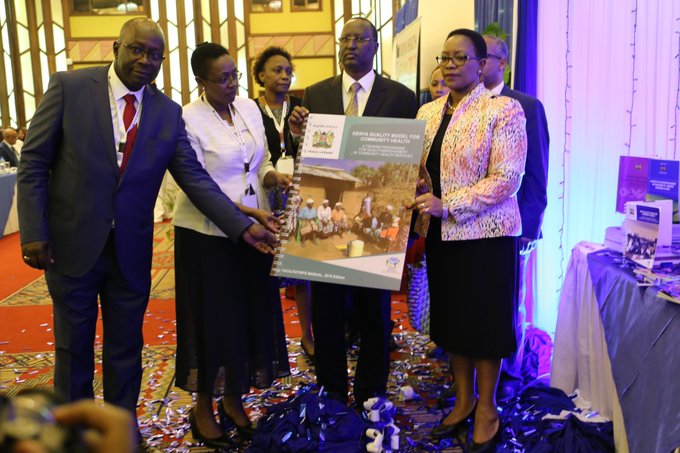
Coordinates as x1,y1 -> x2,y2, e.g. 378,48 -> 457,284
261,96 -> 288,156
111,87 -> 142,145
204,95 -> 255,194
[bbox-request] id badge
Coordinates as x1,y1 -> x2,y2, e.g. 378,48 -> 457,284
241,193 -> 258,209
276,156 -> 295,176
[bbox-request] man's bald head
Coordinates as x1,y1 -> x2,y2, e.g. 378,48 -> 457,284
118,18 -> 164,42
3,128 -> 17,145
113,18 -> 165,91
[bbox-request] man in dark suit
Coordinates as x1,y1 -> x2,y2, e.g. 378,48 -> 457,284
289,17 -> 418,405
482,34 -> 550,400
0,127 -> 19,167
17,18 -> 276,443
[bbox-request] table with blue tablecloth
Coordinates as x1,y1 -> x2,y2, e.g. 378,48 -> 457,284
552,241 -> 680,453
0,171 -> 18,238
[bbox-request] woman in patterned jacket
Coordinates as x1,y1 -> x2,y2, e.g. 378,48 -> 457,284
408,29 -> 527,453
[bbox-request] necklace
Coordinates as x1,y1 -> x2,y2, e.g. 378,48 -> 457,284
261,95 -> 289,157
262,96 -> 288,131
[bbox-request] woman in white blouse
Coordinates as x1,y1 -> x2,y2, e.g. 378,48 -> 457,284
173,43 -> 290,449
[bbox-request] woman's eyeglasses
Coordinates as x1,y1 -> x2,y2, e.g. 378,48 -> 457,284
435,55 -> 483,67
204,71 -> 243,85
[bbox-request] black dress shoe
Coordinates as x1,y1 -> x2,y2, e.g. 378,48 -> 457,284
431,400 -> 477,439
188,408 -> 235,449
217,398 -> 255,439
469,420 -> 502,453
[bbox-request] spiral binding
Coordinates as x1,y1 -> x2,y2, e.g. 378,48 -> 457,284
271,116 -> 310,277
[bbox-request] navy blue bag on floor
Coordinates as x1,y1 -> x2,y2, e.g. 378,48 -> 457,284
497,383 -> 614,453
247,388 -> 366,453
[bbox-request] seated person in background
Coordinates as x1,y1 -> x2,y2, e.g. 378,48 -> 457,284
362,210 -> 380,237
378,217 -> 401,251
15,126 -> 27,153
331,202 -> 348,237
371,216 -> 381,238
0,127 -> 19,167
380,217 -> 400,242
298,199 -> 319,244
317,199 -> 333,237
378,205 -> 394,229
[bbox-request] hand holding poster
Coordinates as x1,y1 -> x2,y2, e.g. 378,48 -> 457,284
271,114 -> 426,290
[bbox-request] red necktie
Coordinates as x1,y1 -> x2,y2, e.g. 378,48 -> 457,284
120,93 -> 138,175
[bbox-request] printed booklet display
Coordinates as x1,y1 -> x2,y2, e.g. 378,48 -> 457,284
623,200 -> 672,268
616,156 -> 649,213
271,114 -> 426,290
646,159 -> 680,222
615,157 -> 680,220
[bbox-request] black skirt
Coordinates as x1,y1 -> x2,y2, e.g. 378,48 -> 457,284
174,226 -> 290,395
425,218 -> 518,359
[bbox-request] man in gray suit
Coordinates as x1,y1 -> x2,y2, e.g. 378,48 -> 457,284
289,17 -> 417,406
482,34 -> 550,401
18,18 -> 276,445
0,127 -> 19,167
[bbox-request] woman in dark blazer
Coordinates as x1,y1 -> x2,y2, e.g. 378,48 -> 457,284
252,46 -> 315,361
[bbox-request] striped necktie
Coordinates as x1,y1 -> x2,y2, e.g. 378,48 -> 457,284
120,93 -> 138,175
345,82 -> 360,117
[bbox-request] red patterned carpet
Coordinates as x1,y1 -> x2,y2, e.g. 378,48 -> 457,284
1,223 -> 464,452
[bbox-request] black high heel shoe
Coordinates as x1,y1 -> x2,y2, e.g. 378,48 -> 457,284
431,399 -> 477,439
469,419 -> 502,453
217,398 -> 255,439
187,408 -> 235,449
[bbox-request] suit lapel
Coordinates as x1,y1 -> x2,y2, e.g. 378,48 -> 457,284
327,76 -> 345,114
118,83 -> 158,183
363,73 -> 386,117
90,67 -> 119,173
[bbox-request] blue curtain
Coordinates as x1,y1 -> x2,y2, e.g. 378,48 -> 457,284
474,0 -> 514,63
514,0 -> 538,96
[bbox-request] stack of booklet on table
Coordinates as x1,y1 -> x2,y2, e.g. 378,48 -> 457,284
613,157 -> 680,302
605,225 -> 680,251
633,267 -> 680,304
